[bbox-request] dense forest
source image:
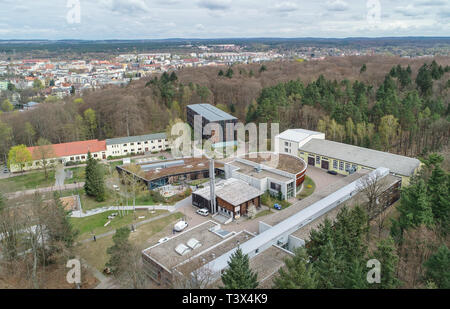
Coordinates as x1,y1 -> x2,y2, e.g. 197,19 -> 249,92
0,55 -> 449,164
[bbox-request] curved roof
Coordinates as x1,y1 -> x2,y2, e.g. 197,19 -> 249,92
240,152 -> 307,175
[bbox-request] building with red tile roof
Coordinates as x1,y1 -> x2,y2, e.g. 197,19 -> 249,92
10,139 -> 107,173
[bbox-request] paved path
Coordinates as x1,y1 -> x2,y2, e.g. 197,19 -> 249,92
5,182 -> 85,199
55,166 -> 66,187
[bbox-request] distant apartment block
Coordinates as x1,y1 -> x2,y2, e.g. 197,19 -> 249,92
186,104 -> 238,143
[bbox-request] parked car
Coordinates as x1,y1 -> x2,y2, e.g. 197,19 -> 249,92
113,185 -> 120,191
274,203 -> 282,210
196,208 -> 209,216
327,170 -> 338,175
174,221 -> 188,232
158,237 -> 170,244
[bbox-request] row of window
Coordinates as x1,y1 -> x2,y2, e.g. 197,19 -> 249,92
110,139 -> 168,148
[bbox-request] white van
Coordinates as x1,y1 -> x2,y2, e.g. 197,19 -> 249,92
196,208 -> 209,216
174,221 -> 188,232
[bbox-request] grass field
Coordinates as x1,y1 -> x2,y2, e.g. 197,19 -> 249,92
64,167 -> 85,184
254,209 -> 274,219
261,192 -> 291,209
70,209 -> 167,239
0,170 -> 56,193
297,176 -> 316,200
75,212 -> 183,271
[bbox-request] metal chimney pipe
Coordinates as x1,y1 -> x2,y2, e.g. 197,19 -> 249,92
209,159 -> 216,214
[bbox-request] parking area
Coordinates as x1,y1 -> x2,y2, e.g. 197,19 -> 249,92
0,165 -> 10,179
306,165 -> 345,191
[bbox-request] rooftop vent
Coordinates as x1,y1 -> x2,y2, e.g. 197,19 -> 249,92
175,244 -> 191,256
186,238 -> 202,250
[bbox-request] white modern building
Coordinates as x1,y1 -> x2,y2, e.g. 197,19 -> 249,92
275,129 -> 325,156
224,153 -> 307,200
106,133 -> 170,158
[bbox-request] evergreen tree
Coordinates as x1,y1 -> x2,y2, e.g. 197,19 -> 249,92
273,247 -> 317,289
373,237 -> 401,289
106,227 -> 132,274
225,68 -> 234,79
218,69 -> 224,76
345,258 -> 369,289
0,191 -> 4,211
46,193 -> 79,248
391,178 -> 434,239
221,248 -> 258,289
427,162 -> 450,234
360,64 -> 367,74
423,245 -> 450,289
169,71 -> 178,82
416,63 -> 433,96
84,152 -> 106,202
313,241 -> 345,288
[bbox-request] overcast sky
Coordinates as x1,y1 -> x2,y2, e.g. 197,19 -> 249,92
0,0 -> 449,39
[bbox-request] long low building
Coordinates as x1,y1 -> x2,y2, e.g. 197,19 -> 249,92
9,131 -> 170,173
10,139 -> 107,173
117,157 -> 224,190
106,133 -> 170,158
298,139 -> 421,186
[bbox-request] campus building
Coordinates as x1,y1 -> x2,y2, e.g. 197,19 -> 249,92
105,133 -> 170,158
141,220 -> 291,288
186,104 -> 238,144
116,157 -> 224,190
192,178 -> 264,220
8,132 -> 170,173
298,139 -> 421,186
143,167 -> 402,287
275,128 -> 325,157
10,139 -> 107,173
224,152 -> 307,200
276,128 -> 421,187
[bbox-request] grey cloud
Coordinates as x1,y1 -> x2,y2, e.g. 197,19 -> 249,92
99,0 -> 151,14
326,0 -> 349,12
272,1 -> 299,12
197,0 -> 232,11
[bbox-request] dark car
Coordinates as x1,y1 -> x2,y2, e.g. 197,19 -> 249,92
327,170 -> 338,175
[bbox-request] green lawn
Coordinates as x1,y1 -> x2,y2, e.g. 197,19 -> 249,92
0,170 -> 56,193
189,178 -> 210,186
75,212 -> 183,271
64,167 -> 85,184
261,192 -> 291,209
70,209 -> 167,240
297,176 -> 316,200
254,209 -> 274,219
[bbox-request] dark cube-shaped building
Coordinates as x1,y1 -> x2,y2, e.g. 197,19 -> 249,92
187,104 -> 238,143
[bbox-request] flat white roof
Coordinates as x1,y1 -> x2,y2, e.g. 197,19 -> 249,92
276,129 -> 324,143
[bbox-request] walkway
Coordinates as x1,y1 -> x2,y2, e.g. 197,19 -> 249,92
5,182 -> 84,199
